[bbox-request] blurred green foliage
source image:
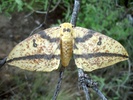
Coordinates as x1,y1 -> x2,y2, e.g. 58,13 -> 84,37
0,0 -> 57,16
0,0 -> 133,100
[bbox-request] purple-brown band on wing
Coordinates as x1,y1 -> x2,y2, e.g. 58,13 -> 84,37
7,54 -> 60,63
75,30 -> 95,43
74,52 -> 128,59
39,31 -> 60,42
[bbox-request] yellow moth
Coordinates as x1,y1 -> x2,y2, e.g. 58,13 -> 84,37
7,23 -> 128,72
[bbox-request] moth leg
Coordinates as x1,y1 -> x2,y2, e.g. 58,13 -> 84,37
52,66 -> 65,100
0,57 -> 7,68
78,68 -> 107,100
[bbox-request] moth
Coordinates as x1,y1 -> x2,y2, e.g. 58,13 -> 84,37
6,23 -> 128,72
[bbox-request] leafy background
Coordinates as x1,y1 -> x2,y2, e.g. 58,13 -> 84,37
0,0 -> 132,100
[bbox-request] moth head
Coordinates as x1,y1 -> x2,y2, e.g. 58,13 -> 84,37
59,23 -> 74,39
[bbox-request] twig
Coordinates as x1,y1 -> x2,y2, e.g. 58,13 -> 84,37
70,0 -> 108,99
85,77 -> 107,100
29,24 -> 44,35
70,0 -> 91,99
24,0 -> 61,18
52,0 -> 80,99
92,86 -> 107,100
0,82 -> 28,97
78,68 -> 107,100
0,57 -> 7,68
35,0 -> 61,14
52,67 -> 65,100
70,0 -> 80,26
44,0 -> 52,25
78,69 -> 90,100
29,0 -> 61,35
122,59 -> 131,85
30,0 -> 52,35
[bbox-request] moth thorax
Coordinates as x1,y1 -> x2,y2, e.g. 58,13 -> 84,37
61,40 -> 73,67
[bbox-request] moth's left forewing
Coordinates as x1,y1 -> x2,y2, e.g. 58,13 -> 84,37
73,27 -> 128,72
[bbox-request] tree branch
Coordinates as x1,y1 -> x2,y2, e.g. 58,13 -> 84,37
52,67 -> 65,100
78,68 -> 107,100
70,0 -> 80,26
0,57 -> 7,68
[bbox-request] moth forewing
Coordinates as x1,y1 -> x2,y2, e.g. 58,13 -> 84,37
7,27 -> 61,72
73,27 -> 128,72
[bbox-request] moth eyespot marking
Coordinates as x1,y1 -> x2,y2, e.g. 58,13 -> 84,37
97,37 -> 102,45
33,39 -> 37,47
